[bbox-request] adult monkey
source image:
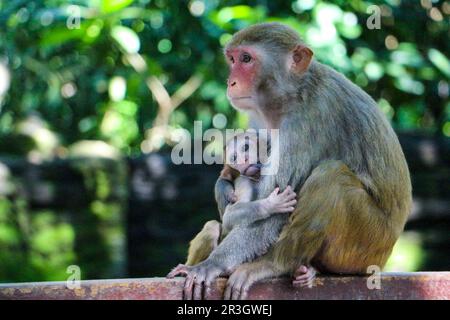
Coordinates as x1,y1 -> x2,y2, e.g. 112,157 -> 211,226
171,23 -> 412,300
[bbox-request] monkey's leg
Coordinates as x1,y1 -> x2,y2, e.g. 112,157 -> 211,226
186,220 -> 221,266
225,160 -> 399,299
274,160 -> 398,274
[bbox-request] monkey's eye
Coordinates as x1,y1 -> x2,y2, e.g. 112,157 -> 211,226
240,53 -> 252,63
229,56 -> 235,64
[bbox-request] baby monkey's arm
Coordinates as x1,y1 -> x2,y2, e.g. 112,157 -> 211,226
222,186 -> 297,231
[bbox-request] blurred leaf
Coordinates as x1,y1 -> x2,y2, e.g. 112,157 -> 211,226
314,3 -> 342,25
209,5 -> 266,28
113,100 -> 138,116
364,61 -> 384,81
394,77 -> 425,95
336,12 -> 361,39
31,223 -> 75,254
111,25 -> 140,53
397,104 -> 421,129
428,48 -> 450,78
0,225 -> 20,245
101,0 -> 135,14
391,43 -> 424,68
40,25 -> 87,47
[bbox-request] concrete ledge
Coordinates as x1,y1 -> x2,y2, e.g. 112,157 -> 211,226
0,272 -> 449,300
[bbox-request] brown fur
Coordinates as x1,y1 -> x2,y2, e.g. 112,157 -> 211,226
220,164 -> 240,182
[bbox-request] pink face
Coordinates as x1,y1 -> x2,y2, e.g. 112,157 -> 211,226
225,46 -> 260,110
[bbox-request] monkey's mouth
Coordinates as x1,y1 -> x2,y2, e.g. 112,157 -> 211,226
243,163 -> 261,177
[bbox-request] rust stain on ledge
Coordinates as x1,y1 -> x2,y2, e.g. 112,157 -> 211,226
0,272 -> 449,300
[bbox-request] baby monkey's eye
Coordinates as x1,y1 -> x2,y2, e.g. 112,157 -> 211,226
240,53 -> 252,63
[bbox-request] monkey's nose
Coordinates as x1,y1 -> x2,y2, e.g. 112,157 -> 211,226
230,81 -> 237,87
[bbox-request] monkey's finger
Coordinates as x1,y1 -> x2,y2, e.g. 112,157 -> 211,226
203,280 -> 213,300
293,271 -> 312,281
225,273 -> 242,300
183,274 -> 195,300
283,185 -> 293,193
167,264 -> 189,278
270,187 -> 280,196
204,270 -> 220,299
231,285 -> 242,300
193,275 -> 205,300
277,207 -> 295,213
224,283 -> 232,300
224,277 -> 238,300
279,186 -> 294,198
292,279 -> 311,287
293,275 -> 315,287
285,192 -> 297,201
230,273 -> 247,300
167,269 -> 185,278
233,273 -> 254,300
293,273 -> 310,281
237,275 -> 254,300
166,270 -> 178,278
284,200 -> 297,207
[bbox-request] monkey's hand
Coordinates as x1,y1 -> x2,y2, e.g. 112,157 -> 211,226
215,178 -> 236,217
262,186 -> 297,215
226,191 -> 237,203
180,260 -> 227,300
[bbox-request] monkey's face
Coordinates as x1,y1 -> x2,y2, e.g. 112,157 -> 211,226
224,43 -> 313,118
225,46 -> 261,111
225,134 -> 261,177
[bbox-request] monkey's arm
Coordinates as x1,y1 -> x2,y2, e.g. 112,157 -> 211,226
223,187 -> 296,231
215,177 -> 235,218
223,201 -> 271,231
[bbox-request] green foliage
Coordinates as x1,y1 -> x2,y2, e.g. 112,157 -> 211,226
0,156 -> 127,282
0,0 -> 448,158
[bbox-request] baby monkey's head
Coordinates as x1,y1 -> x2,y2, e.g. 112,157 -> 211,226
223,132 -> 269,180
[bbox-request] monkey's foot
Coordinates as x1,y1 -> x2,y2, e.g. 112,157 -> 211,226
224,264 -> 255,300
292,265 -> 316,288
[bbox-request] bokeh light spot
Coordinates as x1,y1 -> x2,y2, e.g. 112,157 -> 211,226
158,39 -> 172,53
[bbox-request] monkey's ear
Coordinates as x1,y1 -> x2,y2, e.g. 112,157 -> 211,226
290,45 -> 313,74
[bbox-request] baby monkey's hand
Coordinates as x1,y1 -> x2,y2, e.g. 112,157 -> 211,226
226,190 -> 238,203
263,186 -> 297,215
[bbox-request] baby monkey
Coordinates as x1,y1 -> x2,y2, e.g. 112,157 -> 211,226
219,132 -> 297,237
169,133 -> 316,287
